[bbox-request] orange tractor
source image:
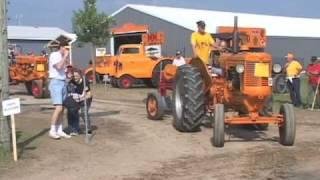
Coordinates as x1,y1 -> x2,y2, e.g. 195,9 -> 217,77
85,30 -> 173,88
10,55 -> 49,98
146,17 -> 296,147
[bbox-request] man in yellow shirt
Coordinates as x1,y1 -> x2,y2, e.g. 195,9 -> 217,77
191,20 -> 215,65
285,53 -> 303,107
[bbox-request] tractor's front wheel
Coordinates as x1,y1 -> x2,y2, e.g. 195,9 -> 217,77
172,65 -> 205,132
279,103 -> 296,146
146,92 -> 169,120
212,104 -> 225,147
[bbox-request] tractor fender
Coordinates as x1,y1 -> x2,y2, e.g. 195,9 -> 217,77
152,58 -> 173,74
189,57 -> 212,90
84,67 -> 107,76
163,64 -> 177,81
150,59 -> 173,87
84,67 -> 93,75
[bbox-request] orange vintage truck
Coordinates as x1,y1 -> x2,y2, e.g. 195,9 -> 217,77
85,24 -> 173,88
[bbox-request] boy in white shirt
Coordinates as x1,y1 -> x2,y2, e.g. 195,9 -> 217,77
48,44 -> 71,139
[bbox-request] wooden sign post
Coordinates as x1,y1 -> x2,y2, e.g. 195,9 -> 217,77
2,98 -> 21,162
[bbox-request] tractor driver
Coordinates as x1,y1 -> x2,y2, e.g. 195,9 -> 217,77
191,20 -> 222,76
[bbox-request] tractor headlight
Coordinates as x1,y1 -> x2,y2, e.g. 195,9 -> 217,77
273,64 -> 282,73
236,64 -> 244,73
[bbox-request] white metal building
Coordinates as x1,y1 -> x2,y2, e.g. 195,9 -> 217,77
110,4 -> 320,65
8,25 -> 71,54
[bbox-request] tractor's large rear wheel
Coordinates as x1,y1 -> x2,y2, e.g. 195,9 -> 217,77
172,65 -> 205,132
25,81 -> 33,95
151,60 -> 172,88
86,71 -> 102,83
273,74 -> 288,94
279,103 -> 296,146
32,79 -> 49,98
212,104 -> 225,147
110,77 -> 119,88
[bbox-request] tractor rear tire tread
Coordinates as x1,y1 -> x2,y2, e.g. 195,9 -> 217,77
173,64 -> 205,132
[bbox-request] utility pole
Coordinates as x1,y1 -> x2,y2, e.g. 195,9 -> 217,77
0,0 -> 11,153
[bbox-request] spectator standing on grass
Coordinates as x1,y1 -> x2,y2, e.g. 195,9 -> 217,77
307,56 -> 320,108
284,53 -> 303,107
172,51 -> 186,67
48,44 -> 71,139
66,69 -> 93,135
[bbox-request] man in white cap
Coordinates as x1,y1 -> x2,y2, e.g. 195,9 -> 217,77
172,50 -> 186,67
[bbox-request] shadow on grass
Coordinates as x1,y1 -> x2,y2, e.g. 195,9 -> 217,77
16,128 -> 49,157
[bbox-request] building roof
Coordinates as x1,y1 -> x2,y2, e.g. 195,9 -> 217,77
8,25 -> 72,41
112,4 -> 320,38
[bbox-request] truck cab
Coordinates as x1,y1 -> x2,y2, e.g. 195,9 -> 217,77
115,44 -> 160,78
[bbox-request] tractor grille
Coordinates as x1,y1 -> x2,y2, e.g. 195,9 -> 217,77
245,62 -> 269,86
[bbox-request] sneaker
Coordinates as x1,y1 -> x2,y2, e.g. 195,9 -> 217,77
57,131 -> 72,139
49,131 -> 61,140
70,132 -> 79,136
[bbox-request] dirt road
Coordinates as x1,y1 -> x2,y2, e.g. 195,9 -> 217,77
1,84 -> 320,180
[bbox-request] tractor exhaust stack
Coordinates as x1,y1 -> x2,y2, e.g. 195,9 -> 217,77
232,16 -> 239,54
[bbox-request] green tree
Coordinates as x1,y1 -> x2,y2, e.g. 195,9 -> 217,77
73,0 -> 114,84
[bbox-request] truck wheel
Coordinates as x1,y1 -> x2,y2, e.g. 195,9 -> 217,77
279,103 -> 296,146
172,65 -> 205,132
25,81 -> 33,95
151,60 -> 172,88
273,74 -> 288,94
110,78 -> 119,88
212,104 -> 225,147
146,92 -> 168,120
118,75 -> 134,89
32,80 -> 44,98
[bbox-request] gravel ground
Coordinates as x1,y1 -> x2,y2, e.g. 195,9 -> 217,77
0,84 -> 320,180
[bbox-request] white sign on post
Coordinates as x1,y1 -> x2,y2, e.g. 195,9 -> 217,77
2,98 -> 21,116
2,98 -> 21,162
96,48 -> 106,57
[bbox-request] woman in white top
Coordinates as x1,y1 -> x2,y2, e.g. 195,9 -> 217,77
172,51 -> 186,67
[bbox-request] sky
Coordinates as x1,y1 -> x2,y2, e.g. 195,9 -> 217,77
7,0 -> 320,32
